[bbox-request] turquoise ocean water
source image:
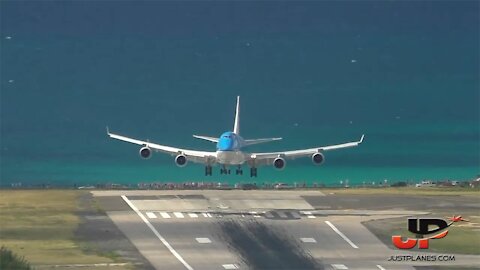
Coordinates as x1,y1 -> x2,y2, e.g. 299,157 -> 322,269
1,1 -> 479,187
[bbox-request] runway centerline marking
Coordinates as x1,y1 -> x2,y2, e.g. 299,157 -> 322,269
121,195 -> 194,270
331,264 -> 348,269
300,237 -> 317,243
376,265 -> 386,270
325,221 -> 359,249
195,237 -> 212,244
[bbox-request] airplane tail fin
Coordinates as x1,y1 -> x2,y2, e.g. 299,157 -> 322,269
233,96 -> 240,135
244,137 -> 282,146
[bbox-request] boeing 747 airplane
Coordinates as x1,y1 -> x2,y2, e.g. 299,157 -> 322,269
107,96 -> 364,177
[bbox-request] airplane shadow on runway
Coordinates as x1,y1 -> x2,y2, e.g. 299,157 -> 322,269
216,219 -> 323,270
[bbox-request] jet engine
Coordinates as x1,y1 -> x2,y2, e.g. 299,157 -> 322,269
273,157 -> 286,170
312,152 -> 325,165
139,146 -> 152,159
175,154 -> 188,167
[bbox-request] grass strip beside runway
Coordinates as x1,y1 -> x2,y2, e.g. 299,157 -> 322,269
364,214 -> 480,255
0,190 -> 118,267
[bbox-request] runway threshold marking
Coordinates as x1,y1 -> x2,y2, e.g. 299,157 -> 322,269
121,195 -> 194,270
303,211 -> 316,218
291,211 -> 301,219
160,212 -> 171,219
376,265 -> 386,270
174,212 -> 185,218
331,264 -> 348,269
325,221 -> 359,249
249,211 -> 261,218
188,213 -> 198,218
146,212 -> 157,219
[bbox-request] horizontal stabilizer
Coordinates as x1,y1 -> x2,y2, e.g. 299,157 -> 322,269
193,135 -> 219,143
244,137 -> 282,146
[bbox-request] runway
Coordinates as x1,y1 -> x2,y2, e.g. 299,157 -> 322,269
92,190 -> 480,270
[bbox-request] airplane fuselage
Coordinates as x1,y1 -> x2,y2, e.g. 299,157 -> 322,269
216,132 -> 246,165
217,131 -> 243,151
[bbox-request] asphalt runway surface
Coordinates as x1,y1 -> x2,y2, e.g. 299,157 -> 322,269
92,190 -> 480,270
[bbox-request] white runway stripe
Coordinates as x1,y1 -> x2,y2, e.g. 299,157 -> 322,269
376,265 -> 386,270
195,237 -> 211,244
249,211 -> 261,218
146,212 -> 157,219
264,212 -> 274,218
291,212 -> 301,218
150,211 -> 319,220
121,195 -> 193,270
303,211 -> 316,219
325,221 -> 359,249
300,237 -> 316,243
159,212 -> 171,219
174,212 -> 185,218
332,264 -> 348,269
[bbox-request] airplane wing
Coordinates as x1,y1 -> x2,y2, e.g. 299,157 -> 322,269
107,128 -> 216,164
250,135 -> 364,166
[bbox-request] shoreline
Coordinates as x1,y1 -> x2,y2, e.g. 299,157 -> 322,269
1,186 -> 479,196
2,177 -> 479,191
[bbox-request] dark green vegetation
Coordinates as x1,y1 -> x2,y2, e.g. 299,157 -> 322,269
0,246 -> 31,270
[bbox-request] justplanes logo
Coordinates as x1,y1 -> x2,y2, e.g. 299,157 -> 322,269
392,215 -> 468,249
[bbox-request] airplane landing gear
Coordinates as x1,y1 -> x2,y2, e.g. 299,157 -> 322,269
205,165 -> 212,176
250,167 -> 257,177
220,166 -> 231,175
235,166 -> 243,175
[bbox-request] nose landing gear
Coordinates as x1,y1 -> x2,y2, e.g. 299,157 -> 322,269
235,166 -> 243,175
220,166 -> 231,175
